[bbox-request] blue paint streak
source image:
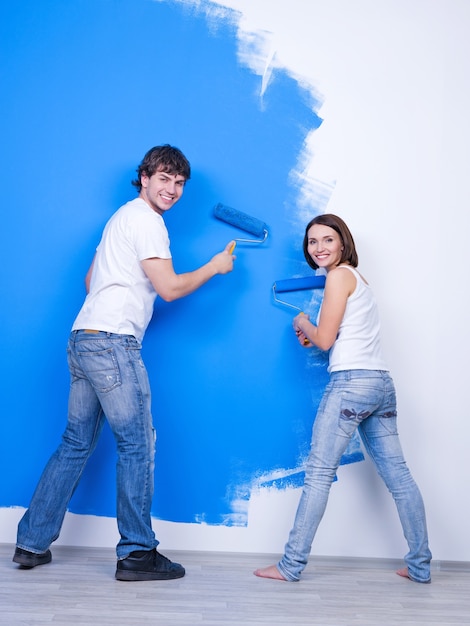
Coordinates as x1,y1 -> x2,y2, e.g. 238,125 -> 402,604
0,0 -> 358,527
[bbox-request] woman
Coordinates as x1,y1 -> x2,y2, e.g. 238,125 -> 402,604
254,214 -> 431,583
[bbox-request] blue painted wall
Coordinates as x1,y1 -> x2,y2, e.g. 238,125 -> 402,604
1,0 -> 352,526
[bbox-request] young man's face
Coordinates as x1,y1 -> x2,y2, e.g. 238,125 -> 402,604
140,168 -> 186,216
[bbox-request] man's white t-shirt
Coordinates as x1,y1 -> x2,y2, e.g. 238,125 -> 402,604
72,198 -> 171,342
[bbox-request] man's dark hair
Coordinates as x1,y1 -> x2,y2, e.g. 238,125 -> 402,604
132,145 -> 191,191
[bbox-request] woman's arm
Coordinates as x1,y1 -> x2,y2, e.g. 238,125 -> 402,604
293,267 -> 356,350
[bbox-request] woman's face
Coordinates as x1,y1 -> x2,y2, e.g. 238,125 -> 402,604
306,224 -> 344,271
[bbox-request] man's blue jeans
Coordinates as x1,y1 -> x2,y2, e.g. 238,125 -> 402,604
17,330 -> 158,559
278,370 -> 432,583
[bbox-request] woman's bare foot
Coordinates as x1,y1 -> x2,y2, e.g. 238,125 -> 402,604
253,565 -> 287,580
396,566 -> 431,584
396,567 -> 410,580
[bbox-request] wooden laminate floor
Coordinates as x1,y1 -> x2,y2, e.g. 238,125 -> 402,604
1,543 -> 469,625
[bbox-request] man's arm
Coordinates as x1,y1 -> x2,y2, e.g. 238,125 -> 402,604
85,255 -> 96,294
141,240 -> 235,302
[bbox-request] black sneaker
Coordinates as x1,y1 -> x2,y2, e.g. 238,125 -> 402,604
13,547 -> 52,568
115,548 -> 185,581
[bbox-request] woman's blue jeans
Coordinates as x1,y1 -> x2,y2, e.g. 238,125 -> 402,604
278,370 -> 432,583
16,330 -> 158,559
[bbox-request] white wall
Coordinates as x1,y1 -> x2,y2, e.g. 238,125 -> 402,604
3,0 -> 469,563
201,0 -> 470,563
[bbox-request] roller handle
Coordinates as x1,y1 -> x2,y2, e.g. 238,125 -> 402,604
297,312 -> 311,346
272,278 -> 325,347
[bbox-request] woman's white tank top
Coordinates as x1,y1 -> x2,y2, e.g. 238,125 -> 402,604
327,265 -> 389,374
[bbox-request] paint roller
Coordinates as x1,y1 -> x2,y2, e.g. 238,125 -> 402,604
272,275 -> 326,345
213,203 -> 268,253
272,276 -> 326,310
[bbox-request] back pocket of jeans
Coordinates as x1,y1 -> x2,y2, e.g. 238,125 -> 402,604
77,348 -> 121,393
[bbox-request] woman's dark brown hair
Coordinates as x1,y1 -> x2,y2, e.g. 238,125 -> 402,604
303,213 -> 359,269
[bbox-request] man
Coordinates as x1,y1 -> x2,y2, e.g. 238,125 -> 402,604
13,145 -> 235,581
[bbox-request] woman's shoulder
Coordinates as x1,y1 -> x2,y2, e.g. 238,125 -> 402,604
332,264 -> 369,286
326,265 -> 358,296
328,264 -> 358,280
